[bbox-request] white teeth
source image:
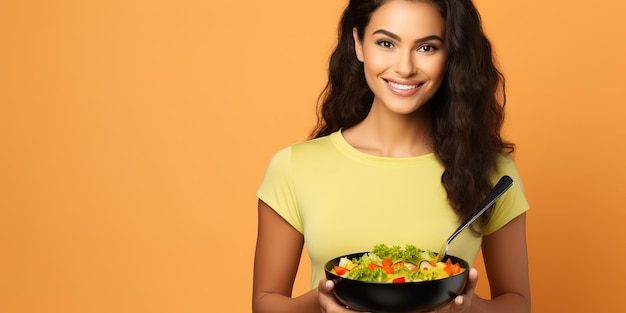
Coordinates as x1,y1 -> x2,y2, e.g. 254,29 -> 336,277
388,81 -> 419,90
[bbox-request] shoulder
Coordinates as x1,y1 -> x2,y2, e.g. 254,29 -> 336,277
483,153 -> 530,234
291,133 -> 334,153
273,133 -> 336,162
495,153 -> 521,176
492,153 -> 527,193
264,133 -> 335,167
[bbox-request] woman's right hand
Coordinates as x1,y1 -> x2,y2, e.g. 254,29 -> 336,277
318,279 -> 372,313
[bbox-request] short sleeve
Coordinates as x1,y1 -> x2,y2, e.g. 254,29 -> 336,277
256,147 -> 304,234
482,155 -> 530,235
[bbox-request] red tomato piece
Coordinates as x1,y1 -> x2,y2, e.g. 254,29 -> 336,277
334,266 -> 347,276
368,262 -> 382,272
451,262 -> 461,274
392,277 -> 406,283
382,258 -> 393,267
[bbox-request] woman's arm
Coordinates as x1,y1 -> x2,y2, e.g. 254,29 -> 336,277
252,200 -> 320,313
464,213 -> 531,313
434,213 -> 530,313
253,200 -> 377,313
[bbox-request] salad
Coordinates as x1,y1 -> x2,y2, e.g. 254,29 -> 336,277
330,244 -> 464,283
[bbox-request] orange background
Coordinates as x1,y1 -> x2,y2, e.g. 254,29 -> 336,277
1,0 -> 625,312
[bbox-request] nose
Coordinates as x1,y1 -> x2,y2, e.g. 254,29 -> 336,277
393,50 -> 417,77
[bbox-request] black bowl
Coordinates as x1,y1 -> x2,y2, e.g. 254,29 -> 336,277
324,252 -> 469,313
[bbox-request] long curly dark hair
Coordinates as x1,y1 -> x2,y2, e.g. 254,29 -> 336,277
310,0 -> 515,229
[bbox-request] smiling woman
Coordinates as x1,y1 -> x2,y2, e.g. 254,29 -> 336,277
252,1 -> 530,313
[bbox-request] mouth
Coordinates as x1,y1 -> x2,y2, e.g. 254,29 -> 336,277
384,79 -> 425,95
386,79 -> 425,90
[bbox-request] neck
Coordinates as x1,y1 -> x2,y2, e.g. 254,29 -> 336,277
342,106 -> 433,157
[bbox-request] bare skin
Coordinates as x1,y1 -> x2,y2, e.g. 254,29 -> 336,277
341,104 -> 433,158
252,200 -> 317,313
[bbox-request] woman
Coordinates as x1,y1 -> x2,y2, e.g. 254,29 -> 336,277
253,0 -> 531,312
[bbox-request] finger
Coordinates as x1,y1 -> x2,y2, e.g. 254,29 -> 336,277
317,280 -> 335,313
318,279 -> 335,294
445,268 -> 479,311
464,268 -> 479,294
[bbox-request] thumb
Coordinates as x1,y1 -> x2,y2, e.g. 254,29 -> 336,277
318,279 -> 335,294
464,268 -> 479,293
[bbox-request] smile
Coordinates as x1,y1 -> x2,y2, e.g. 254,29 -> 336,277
387,81 -> 420,90
384,79 -> 425,97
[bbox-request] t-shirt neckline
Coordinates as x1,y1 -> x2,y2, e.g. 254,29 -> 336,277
329,130 -> 436,165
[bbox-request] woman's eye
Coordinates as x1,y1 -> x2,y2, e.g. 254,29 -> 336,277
377,40 -> 394,49
418,45 -> 437,53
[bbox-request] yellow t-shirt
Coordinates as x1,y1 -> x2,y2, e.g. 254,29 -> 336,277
257,131 -> 529,289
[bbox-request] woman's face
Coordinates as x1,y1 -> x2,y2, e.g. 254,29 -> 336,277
353,0 -> 447,116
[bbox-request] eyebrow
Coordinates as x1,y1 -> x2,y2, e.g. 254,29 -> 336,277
372,29 -> 443,43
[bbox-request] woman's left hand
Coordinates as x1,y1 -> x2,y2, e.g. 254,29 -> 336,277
424,268 -> 478,313
318,279 -> 371,313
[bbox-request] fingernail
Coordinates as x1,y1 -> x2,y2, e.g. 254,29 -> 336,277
325,280 -> 333,288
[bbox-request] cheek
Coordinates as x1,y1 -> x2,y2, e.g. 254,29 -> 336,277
363,51 -> 388,74
423,59 -> 446,80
